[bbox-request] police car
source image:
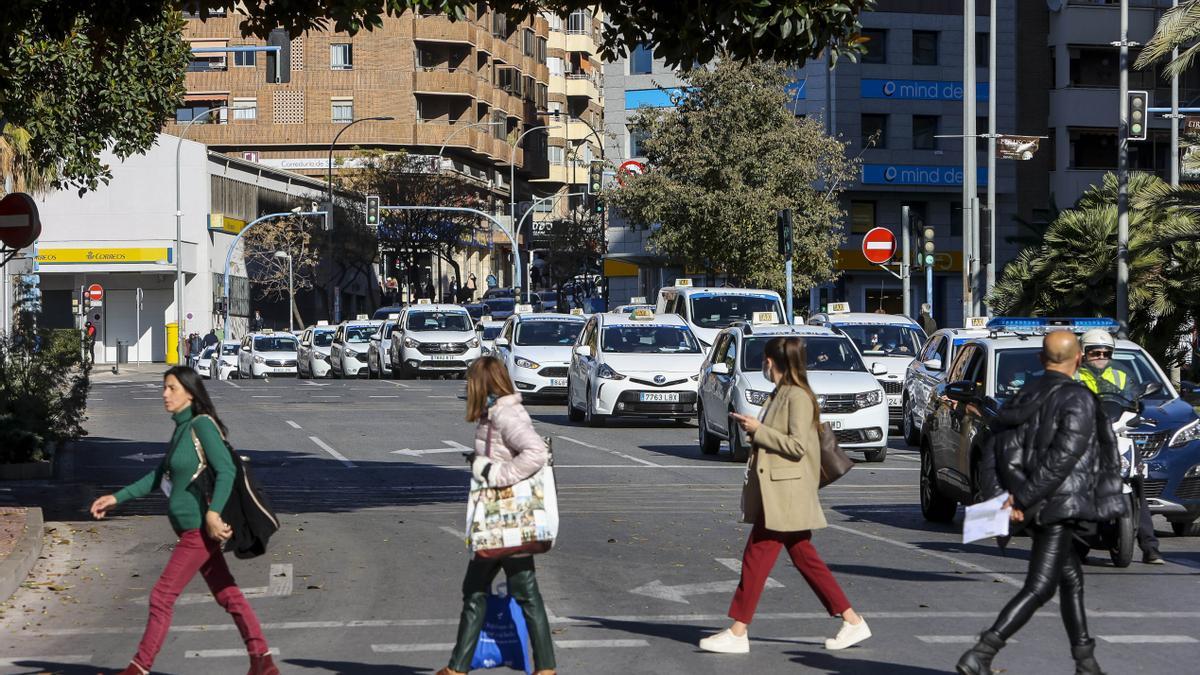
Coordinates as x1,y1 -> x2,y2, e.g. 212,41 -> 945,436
389,302 -> 481,378
901,318 -> 991,446
492,311 -> 586,398
210,340 -> 240,380
477,317 -> 504,356
297,322 -> 335,379
918,318 -> 1200,541
236,331 -> 299,379
330,317 -> 383,378
567,309 -> 705,426
808,303 -> 926,429
697,316 -> 889,462
656,280 -> 786,350
366,315 -> 403,379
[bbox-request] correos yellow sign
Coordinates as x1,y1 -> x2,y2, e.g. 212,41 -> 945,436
37,247 -> 173,264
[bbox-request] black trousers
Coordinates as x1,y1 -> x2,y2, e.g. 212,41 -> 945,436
1138,489 -> 1159,553
990,523 -> 1091,646
447,555 -> 556,672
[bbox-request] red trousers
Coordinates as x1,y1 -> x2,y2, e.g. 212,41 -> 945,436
728,522 -> 852,624
133,529 -> 268,668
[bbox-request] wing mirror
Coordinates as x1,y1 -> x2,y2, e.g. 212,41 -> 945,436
944,380 -> 979,402
494,337 -> 510,348
922,358 -> 942,372
870,362 -> 888,376
711,362 -> 730,376
574,344 -> 593,358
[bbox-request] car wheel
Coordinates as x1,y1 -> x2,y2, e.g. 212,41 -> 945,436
903,399 -> 921,447
698,404 -> 720,455
1171,519 -> 1200,536
1109,500 -> 1135,568
864,446 -> 887,462
920,447 -> 957,523
728,415 -> 750,462
567,381 -> 585,422
585,387 -> 607,427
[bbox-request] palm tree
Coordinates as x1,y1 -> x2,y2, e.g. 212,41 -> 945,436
1135,1 -> 1200,78
990,173 -> 1200,368
1,123 -> 56,195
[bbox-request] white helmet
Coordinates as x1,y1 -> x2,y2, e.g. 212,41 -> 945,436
1080,328 -> 1116,352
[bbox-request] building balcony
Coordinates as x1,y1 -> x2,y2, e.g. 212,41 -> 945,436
412,68 -> 480,97
565,73 -> 598,99
563,32 -> 596,54
412,16 -> 478,44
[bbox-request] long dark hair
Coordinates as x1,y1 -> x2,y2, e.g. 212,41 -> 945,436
763,337 -> 820,424
164,365 -> 228,436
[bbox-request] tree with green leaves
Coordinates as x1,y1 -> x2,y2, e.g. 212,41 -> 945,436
989,172 -> 1200,368
605,59 -> 858,292
0,4 -> 190,194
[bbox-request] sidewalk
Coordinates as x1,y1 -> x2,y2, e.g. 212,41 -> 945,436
0,507 -> 43,603
88,362 -> 169,383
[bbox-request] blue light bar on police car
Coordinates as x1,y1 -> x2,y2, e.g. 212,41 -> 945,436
985,317 -> 1119,335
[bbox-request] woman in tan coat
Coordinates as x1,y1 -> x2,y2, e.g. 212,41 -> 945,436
699,336 -> 871,654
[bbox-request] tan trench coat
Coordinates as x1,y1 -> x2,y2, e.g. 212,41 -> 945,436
741,383 -> 827,532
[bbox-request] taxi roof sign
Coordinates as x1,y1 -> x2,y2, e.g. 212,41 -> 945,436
481,315 -> 493,322
417,298 -> 432,305
387,313 -> 400,320
570,308 -> 584,316
355,314 -> 368,320
752,311 -> 780,325
515,304 -> 534,313
828,302 -> 851,314
316,320 -> 329,326
631,308 -> 655,320
965,316 -> 989,329
629,296 -> 647,304
673,278 -> 693,287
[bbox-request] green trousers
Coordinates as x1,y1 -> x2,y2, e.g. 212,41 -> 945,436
447,555 -> 556,672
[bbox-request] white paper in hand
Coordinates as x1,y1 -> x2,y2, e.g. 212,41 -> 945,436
963,491 -> 1011,544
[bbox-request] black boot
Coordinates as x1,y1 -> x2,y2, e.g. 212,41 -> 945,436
956,630 -> 1005,675
1072,640 -> 1106,675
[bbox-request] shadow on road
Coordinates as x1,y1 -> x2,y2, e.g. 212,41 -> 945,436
827,563 -> 973,583
563,614 -> 708,647
787,650 -> 948,674
2,663 -> 131,675
286,659 -> 434,674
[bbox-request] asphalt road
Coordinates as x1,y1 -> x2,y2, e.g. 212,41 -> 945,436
0,370 -> 1197,674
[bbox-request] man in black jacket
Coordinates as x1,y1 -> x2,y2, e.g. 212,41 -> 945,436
958,330 -> 1122,675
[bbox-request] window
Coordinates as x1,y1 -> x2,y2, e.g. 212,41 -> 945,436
535,83 -> 548,109
862,29 -> 886,64
631,42 -> 653,75
232,97 -> 257,121
175,101 -> 228,124
567,9 -> 590,34
536,36 -> 547,64
491,11 -> 507,37
862,113 -> 887,148
330,43 -> 353,70
497,66 -> 518,94
187,52 -> 226,72
331,98 -> 353,123
913,115 -> 938,150
547,57 -> 564,78
913,30 -> 938,66
850,201 -> 875,234
522,28 -> 534,57
523,75 -> 535,101
629,126 -> 649,157
976,32 -> 989,68
233,50 -> 256,67
1070,128 -> 1118,169
547,146 -> 565,165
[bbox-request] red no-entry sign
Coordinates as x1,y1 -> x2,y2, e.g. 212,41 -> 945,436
87,284 -> 104,302
0,192 -> 41,249
861,227 -> 897,265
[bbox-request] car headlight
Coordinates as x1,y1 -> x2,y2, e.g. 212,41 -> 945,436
597,363 -> 625,380
314,352 -> 328,360
404,337 -> 419,348
253,355 -> 265,364
745,389 -> 771,406
1120,454 -> 1132,476
345,349 -> 358,358
855,389 -> 883,409
515,356 -> 540,369
467,337 -> 480,348
1169,419 -> 1200,447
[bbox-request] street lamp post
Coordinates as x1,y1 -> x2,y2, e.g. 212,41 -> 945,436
326,116 -> 395,230
176,104 -> 228,364
223,211 -> 326,332
510,124 -> 560,296
518,191 -> 585,303
274,251 -> 294,332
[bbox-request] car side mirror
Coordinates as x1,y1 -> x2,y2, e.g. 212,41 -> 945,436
922,358 -> 942,372
1138,381 -> 1162,399
494,337 -> 509,348
945,380 -> 978,402
870,362 -> 888,376
711,362 -> 730,376
574,345 -> 592,358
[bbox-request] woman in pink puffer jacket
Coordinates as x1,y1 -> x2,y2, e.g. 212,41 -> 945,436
437,357 -> 556,675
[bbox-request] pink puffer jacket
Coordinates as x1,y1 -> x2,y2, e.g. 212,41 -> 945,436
473,394 -> 548,487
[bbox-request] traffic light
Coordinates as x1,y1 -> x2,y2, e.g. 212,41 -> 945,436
919,223 -> 936,269
588,160 -> 605,216
1127,90 -> 1149,142
366,195 -> 380,227
777,209 -> 794,259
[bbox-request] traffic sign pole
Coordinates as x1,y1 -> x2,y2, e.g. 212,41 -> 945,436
901,206 -> 911,318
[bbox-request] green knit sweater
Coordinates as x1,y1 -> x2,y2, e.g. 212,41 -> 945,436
114,405 -> 235,532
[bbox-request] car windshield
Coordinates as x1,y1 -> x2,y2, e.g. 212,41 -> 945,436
312,330 -> 334,347
221,344 -> 239,356
483,299 -> 515,313
254,336 -> 297,352
538,292 -> 558,303
481,326 -> 503,340
515,320 -> 583,346
200,347 -> 215,359
835,324 -> 923,357
994,347 -> 1173,403
381,324 -> 399,339
343,326 -> 375,343
742,336 -> 866,372
689,295 -> 782,329
601,325 -> 701,354
406,312 -> 472,332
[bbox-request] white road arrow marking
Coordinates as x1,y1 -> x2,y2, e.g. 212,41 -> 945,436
121,452 -> 165,463
391,440 -> 472,457
630,575 -> 782,605
131,564 -> 292,606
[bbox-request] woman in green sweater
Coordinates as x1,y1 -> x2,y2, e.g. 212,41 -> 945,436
90,366 -> 278,675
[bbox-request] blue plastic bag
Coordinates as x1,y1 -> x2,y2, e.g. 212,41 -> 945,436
471,594 -> 532,674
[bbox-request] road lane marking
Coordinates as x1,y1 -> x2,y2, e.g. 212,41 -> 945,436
225,381 -> 241,389
630,576 -> 781,604
132,397 -> 158,400
309,436 -> 356,468
917,635 -> 1002,644
1099,635 -> 1197,644
0,655 -> 92,665
371,640 -> 648,653
440,526 -> 464,540
311,395 -> 341,398
131,564 -> 293,606
285,420 -> 302,429
370,395 -> 399,398
557,435 -> 661,467
186,648 -> 280,658
251,395 -> 281,398
390,381 -> 411,388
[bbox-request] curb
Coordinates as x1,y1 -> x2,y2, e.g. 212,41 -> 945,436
0,507 -> 44,604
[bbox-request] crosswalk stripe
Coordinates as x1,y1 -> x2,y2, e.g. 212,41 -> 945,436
371,639 -> 648,653
0,655 -> 92,665
186,648 -> 280,658
1098,635 -> 1197,644
916,635 -> 1018,644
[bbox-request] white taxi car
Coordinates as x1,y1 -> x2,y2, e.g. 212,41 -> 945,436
236,331 -> 299,379
477,318 -> 504,356
367,315 -> 402,379
901,320 -> 991,445
493,312 -> 586,398
566,309 -> 705,426
697,318 -> 889,462
210,340 -> 240,380
195,346 -> 216,378
297,322 -> 335,379
389,303 -> 481,378
808,304 -> 926,429
330,317 -> 382,378
656,279 -> 786,350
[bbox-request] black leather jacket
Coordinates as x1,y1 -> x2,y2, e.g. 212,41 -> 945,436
981,370 -> 1123,525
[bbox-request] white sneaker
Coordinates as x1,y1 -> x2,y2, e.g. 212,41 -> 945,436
824,618 -> 871,650
699,628 -> 750,654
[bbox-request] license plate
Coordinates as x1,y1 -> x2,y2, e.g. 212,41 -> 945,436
887,395 -> 901,408
827,420 -> 844,430
549,378 -> 567,387
640,392 -> 680,402
430,354 -> 455,361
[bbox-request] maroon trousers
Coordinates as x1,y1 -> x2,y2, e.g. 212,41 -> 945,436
728,522 -> 852,624
133,529 -> 268,669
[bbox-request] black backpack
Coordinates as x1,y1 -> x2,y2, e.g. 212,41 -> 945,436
191,418 -> 281,559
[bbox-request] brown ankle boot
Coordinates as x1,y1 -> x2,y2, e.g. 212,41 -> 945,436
248,653 -> 280,675
435,669 -> 466,675
534,671 -> 557,675
116,662 -> 149,675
